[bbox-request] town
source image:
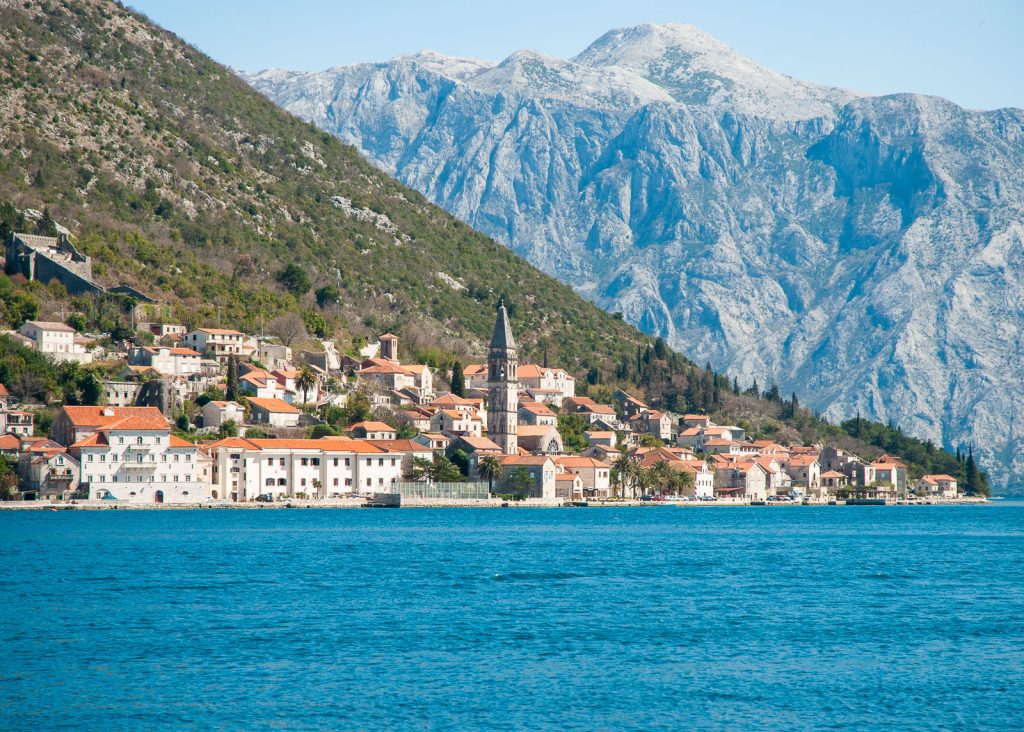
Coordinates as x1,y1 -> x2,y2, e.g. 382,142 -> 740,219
0,229 -> 974,509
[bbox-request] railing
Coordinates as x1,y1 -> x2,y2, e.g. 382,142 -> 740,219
393,481 -> 490,500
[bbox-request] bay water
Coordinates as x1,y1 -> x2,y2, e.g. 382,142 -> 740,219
2,505 -> 1022,729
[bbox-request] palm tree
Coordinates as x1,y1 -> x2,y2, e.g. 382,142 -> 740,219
477,455 -> 503,495
611,451 -> 641,499
648,460 -> 675,496
296,365 -> 316,405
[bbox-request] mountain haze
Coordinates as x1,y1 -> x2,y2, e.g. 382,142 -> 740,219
247,24 -> 1024,490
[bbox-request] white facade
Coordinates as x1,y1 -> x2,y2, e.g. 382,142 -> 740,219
202,400 -> 245,430
19,321 -> 92,364
72,429 -> 208,504
181,329 -> 249,361
208,437 -> 404,500
130,346 -> 202,376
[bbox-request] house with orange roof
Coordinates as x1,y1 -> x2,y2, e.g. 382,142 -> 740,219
0,433 -> 20,456
16,442 -> 79,501
581,444 -> 620,464
202,400 -> 245,430
430,409 -> 482,439
247,398 -> 301,428
430,393 -> 477,413
413,432 -> 449,452
18,320 -> 93,364
917,474 -> 958,499
870,456 -> 908,494
463,363 -> 575,404
0,406 -> 33,437
681,414 -> 711,428
554,455 -> 611,498
555,472 -> 584,499
349,421 -> 397,441
517,400 -> 557,427
239,369 -> 288,401
583,430 -> 616,448
628,409 -> 673,441
713,461 -> 769,501
55,406 -> 207,503
785,453 -> 821,495
180,328 -> 252,362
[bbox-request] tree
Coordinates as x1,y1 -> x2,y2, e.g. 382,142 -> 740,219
310,424 -> 339,439
449,449 -> 471,478
267,312 -> 308,347
296,365 -> 316,404
36,207 -> 58,236
225,354 -> 239,401
647,460 -> 674,495
78,372 -> 104,406
507,467 -> 533,497
407,457 -> 433,482
450,361 -> 465,398
339,391 -> 373,426
477,455 -> 503,494
611,451 -> 641,499
315,284 -> 339,309
218,420 -> 239,438
276,264 -> 312,296
430,456 -> 464,482
965,446 -> 983,496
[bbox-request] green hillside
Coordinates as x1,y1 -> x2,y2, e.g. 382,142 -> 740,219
0,0 -> 987,493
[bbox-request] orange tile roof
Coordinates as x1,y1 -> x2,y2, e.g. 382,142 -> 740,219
0,384 -> 9,396
518,364 -> 545,379
498,455 -> 553,466
555,456 -> 610,469
432,394 -> 475,406
366,439 -> 432,453
195,328 -> 244,336
349,421 -> 396,433
517,425 -> 557,437
0,434 -> 20,450
61,406 -> 169,431
922,474 -> 958,483
519,401 -> 555,416
464,365 -> 487,376
247,398 -> 300,414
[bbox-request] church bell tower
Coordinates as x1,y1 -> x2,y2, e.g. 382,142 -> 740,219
487,300 -> 518,455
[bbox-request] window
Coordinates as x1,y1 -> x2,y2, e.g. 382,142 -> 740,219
301,478 -> 306,487
345,458 -> 350,467
391,458 -> 397,467
366,478 -> 371,486
186,454 -> 192,462
333,458 -> 338,467
333,478 -> 338,486
311,458 -> 320,467
137,455 -> 143,463
280,458 -> 286,466
378,458 -> 384,466
301,458 -> 308,466
278,478 -> 286,486
137,436 -> 144,445
88,454 -> 94,462
266,478 -> 274,486
345,478 -> 352,487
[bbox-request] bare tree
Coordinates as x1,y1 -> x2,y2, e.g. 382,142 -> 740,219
267,312 -> 307,347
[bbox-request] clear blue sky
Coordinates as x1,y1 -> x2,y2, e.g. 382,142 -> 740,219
128,0 -> 1023,110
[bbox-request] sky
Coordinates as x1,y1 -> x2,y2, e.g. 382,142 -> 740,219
127,0 -> 1023,110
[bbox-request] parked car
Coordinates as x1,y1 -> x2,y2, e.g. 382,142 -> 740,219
640,495 -> 654,502
255,493 -> 274,503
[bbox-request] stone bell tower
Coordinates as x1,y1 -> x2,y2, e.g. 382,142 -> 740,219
487,300 -> 518,455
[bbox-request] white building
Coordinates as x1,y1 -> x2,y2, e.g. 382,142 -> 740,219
181,328 -> 250,362
18,320 -> 92,364
207,436 -> 404,500
202,400 -> 245,430
129,345 -> 202,376
61,406 -> 208,504
247,397 -> 301,428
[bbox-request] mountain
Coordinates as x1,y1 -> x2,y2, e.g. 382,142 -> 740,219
246,24 -> 1024,490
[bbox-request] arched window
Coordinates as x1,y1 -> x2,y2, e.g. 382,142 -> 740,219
137,436 -> 144,445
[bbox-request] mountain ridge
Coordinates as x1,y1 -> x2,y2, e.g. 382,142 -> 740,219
246,24 -> 1024,490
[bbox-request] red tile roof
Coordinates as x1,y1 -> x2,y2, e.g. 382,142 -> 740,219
247,398 -> 300,414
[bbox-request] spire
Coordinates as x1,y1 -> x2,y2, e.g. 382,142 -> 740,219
490,300 -> 515,350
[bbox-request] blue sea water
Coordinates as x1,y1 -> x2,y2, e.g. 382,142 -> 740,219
1,505 -> 1023,730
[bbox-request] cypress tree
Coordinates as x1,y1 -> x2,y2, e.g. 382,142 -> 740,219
790,392 -> 799,419
965,445 -> 981,496
732,376 -> 739,394
226,354 -> 239,401
450,361 -> 465,397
